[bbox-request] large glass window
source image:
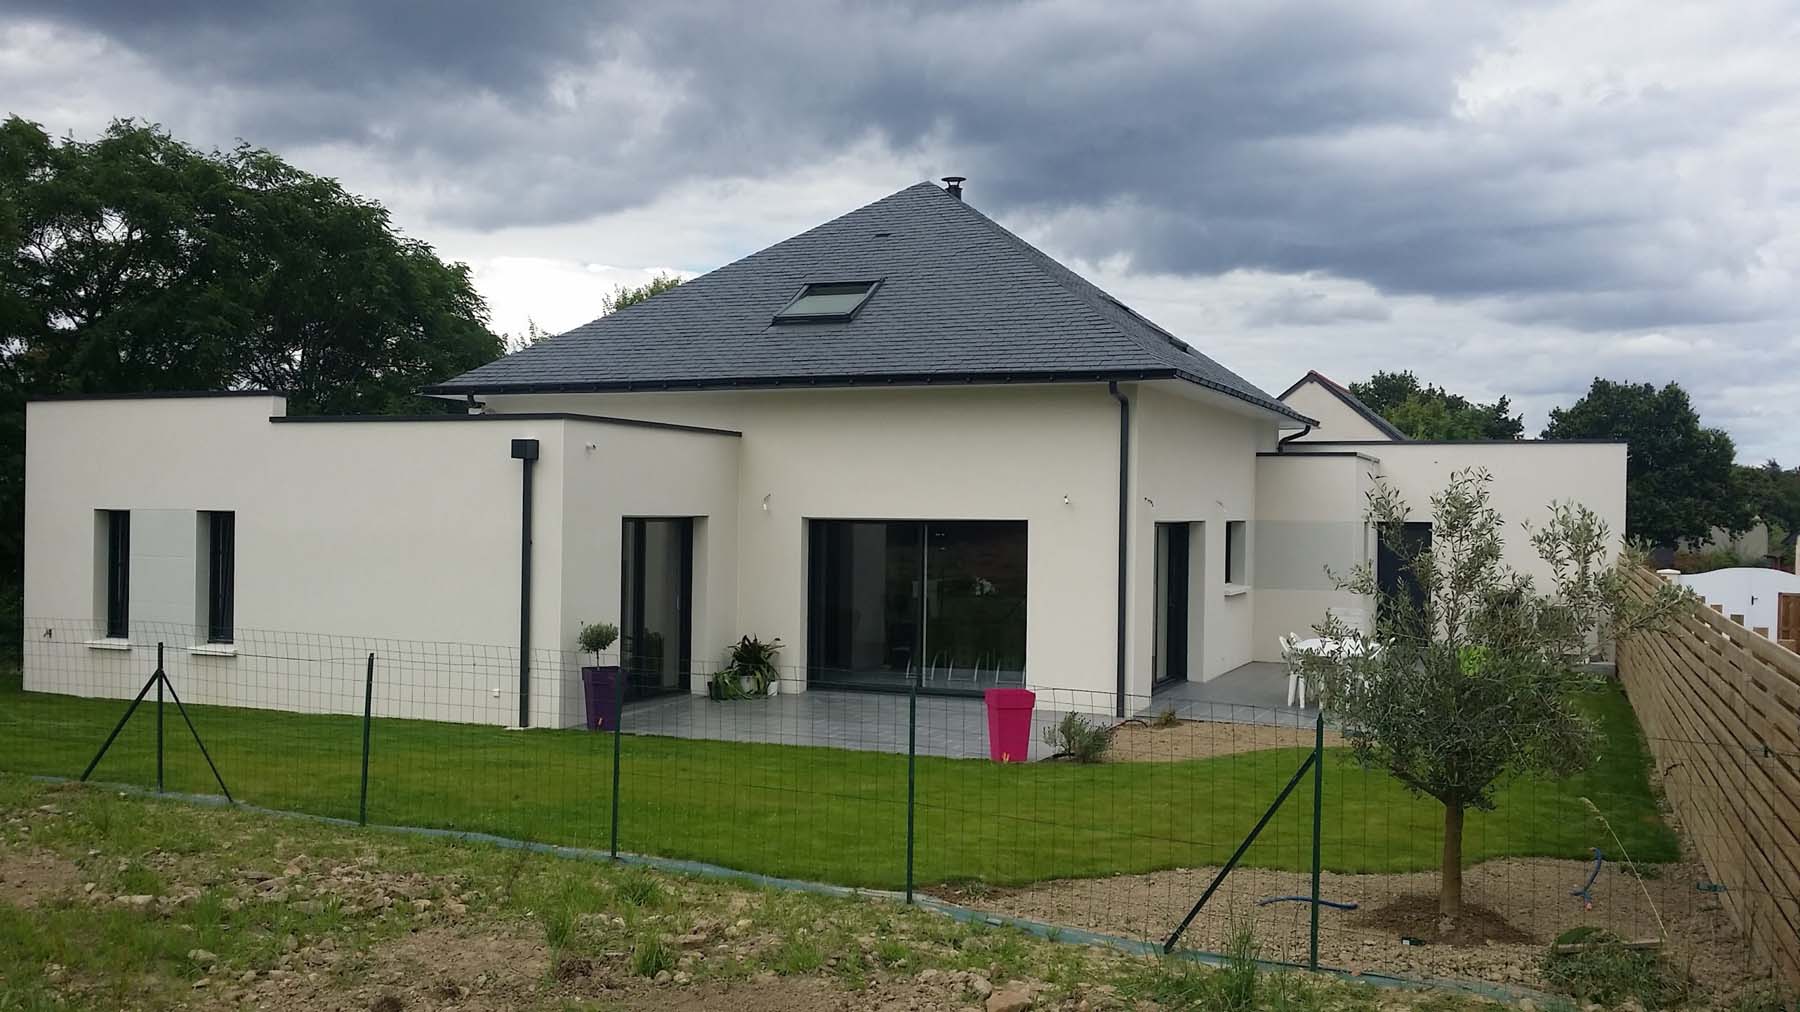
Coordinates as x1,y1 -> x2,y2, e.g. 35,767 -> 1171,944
204,511 -> 235,644
807,520 -> 1026,692
103,510 -> 130,639
621,518 -> 693,698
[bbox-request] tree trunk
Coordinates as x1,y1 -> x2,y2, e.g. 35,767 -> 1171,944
1439,803 -> 1464,930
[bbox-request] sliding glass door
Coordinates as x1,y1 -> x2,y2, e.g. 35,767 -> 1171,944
1153,522 -> 1190,685
621,518 -> 693,699
807,519 -> 1026,693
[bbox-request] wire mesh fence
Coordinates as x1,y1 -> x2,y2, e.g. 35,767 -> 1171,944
0,616 -> 1787,997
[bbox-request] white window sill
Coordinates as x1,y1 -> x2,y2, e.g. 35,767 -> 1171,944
1223,584 -> 1250,598
188,643 -> 238,657
83,638 -> 133,651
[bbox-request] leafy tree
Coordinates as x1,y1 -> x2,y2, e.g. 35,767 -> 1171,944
1297,469 -> 1681,930
0,116 -> 503,641
601,272 -> 682,315
1541,379 -> 1749,546
1349,371 -> 1523,440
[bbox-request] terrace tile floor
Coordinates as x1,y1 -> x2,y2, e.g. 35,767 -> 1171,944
622,661 -> 1318,759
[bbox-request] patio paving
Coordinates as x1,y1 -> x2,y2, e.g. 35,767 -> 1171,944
1137,661 -> 1322,729
621,661 -> 1319,758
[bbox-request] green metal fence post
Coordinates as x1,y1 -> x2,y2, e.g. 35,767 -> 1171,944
610,663 -> 624,860
359,653 -> 374,826
1309,709 -> 1324,971
906,669 -> 919,904
155,642 -> 165,793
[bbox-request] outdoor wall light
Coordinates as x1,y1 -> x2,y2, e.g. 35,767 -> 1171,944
1062,494 -> 1071,506
761,493 -> 772,511
1142,496 -> 1155,508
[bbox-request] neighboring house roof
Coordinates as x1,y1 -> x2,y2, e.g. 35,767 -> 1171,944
428,182 -> 1311,423
1277,370 -> 1406,440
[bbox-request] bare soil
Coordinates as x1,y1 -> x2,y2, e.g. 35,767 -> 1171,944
1107,719 -> 1344,762
0,847 -> 80,909
957,855 -> 1757,1000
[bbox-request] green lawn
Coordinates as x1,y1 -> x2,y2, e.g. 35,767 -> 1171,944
0,665 -> 1676,890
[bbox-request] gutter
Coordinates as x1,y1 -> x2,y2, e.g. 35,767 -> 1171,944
1276,424 -> 1313,449
1108,382 -> 1131,719
510,439 -> 540,727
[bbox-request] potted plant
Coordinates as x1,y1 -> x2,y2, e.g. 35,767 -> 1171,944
577,621 -> 620,731
709,635 -> 783,700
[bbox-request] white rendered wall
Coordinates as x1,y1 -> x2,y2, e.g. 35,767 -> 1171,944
24,396 -> 740,726
1300,440 -> 1629,595
1278,379 -> 1395,442
485,384 -> 1128,698
556,419 -> 741,698
1129,383 -> 1278,693
1252,453 -> 1377,661
1674,567 -> 1800,637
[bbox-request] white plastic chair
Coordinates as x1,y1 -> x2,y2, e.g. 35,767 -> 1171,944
1278,633 -> 1306,707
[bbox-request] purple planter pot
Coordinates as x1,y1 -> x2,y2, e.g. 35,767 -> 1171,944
581,665 -> 622,731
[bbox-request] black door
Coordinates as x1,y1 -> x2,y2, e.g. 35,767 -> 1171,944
1375,522 -> 1432,624
1153,523 -> 1189,685
621,518 -> 693,699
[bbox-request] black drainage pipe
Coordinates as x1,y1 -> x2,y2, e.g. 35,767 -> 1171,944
510,438 -> 539,727
1108,382 -> 1130,719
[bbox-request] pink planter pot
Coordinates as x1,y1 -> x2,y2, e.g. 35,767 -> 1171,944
983,688 -> 1036,763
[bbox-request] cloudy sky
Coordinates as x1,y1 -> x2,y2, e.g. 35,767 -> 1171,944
4,1 -> 1797,459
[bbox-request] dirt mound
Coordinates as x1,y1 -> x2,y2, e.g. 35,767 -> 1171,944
1353,893 -> 1535,947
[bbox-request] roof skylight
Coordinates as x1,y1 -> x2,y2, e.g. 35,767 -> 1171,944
773,281 -> 879,324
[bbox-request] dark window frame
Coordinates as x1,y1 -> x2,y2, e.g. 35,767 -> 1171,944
104,510 -> 130,639
771,279 -> 883,325
1224,520 -> 1247,586
205,511 -> 235,644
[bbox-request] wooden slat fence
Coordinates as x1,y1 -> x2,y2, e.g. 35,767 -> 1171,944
1619,566 -> 1800,983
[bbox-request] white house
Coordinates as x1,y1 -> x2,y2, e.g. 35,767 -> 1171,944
1672,567 -> 1800,649
21,181 -> 1627,726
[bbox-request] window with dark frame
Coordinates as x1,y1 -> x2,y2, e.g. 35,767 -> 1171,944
205,511 -> 235,643
104,510 -> 130,639
771,281 -> 880,324
1225,520 -> 1247,586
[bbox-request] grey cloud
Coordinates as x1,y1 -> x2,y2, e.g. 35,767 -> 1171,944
6,0 -> 1800,349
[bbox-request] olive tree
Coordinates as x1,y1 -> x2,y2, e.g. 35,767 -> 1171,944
1296,468 -> 1681,930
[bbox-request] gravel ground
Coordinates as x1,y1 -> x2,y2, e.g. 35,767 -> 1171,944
953,855 -> 1761,1002
1106,719 -> 1345,762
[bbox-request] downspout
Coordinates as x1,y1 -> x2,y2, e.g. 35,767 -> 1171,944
1276,424 -> 1312,449
510,438 -> 540,727
1108,382 -> 1130,718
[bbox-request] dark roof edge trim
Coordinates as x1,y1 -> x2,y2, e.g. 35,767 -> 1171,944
1302,438 -> 1626,446
269,412 -> 742,438
1277,371 -> 1407,440
425,370 -> 1317,424
1256,451 -> 1376,459
30,389 -> 283,403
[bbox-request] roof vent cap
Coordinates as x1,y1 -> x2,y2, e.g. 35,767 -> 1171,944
942,176 -> 966,200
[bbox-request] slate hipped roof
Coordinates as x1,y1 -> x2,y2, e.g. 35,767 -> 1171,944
429,182 -> 1311,423
1277,370 -> 1407,440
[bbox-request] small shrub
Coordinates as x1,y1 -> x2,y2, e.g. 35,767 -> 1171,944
540,901 -> 576,953
614,870 -> 662,908
1041,712 -> 1114,763
1152,706 -> 1181,729
1542,928 -> 1693,1010
631,933 -> 676,977
771,936 -> 824,975
577,621 -> 619,660
1209,924 -> 1260,1012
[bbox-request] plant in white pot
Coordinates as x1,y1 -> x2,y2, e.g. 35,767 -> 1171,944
710,635 -> 783,700
577,621 -> 620,730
